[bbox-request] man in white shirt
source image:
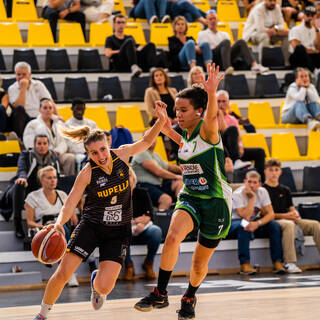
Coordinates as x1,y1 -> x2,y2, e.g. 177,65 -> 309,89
81,0 -> 114,23
198,10 -> 268,74
243,0 -> 288,62
289,6 -> 320,71
227,170 -> 285,275
8,62 -> 57,138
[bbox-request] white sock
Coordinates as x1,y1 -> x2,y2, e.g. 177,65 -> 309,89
39,301 -> 53,318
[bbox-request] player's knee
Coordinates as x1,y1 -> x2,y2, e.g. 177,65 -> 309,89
165,230 -> 181,247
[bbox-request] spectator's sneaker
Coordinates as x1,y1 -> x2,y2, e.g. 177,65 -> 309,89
225,66 -> 234,75
33,314 -> 47,320
307,119 -> 320,132
240,263 -> 257,275
273,261 -> 286,274
131,64 -> 142,78
251,64 -> 269,73
149,15 -> 159,24
234,159 -> 252,170
123,261 -> 135,281
177,296 -> 197,320
134,287 -> 169,312
90,270 -> 106,310
161,15 -> 171,23
285,263 -> 302,274
68,273 -> 79,287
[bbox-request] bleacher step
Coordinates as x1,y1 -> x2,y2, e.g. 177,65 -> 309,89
0,231 -> 23,252
0,271 -> 42,287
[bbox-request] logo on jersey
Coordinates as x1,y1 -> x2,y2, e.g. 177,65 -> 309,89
181,163 -> 203,175
97,179 -> 129,197
199,177 -> 207,185
96,176 -> 108,187
117,169 -> 125,179
103,204 -> 123,222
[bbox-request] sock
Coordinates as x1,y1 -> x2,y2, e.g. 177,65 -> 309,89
184,282 -> 199,298
39,301 -> 53,318
157,268 -> 172,295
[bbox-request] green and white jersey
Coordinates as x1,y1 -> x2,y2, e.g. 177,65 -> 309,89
178,120 -> 232,200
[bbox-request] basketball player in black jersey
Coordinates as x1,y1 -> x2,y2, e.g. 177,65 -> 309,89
33,105 -> 168,320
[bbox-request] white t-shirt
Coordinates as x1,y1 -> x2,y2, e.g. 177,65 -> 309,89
25,189 -> 67,223
232,185 -> 271,220
197,29 -> 230,49
8,79 -> 52,118
289,23 -> 317,53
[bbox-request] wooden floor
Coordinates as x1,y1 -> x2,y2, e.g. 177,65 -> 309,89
1,287 -> 320,320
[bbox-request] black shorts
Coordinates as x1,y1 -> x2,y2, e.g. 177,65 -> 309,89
67,220 -> 132,265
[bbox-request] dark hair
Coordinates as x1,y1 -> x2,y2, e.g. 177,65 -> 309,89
34,134 -> 49,145
265,158 -> 281,169
176,85 -> 208,111
104,130 -> 111,137
150,68 -> 171,89
72,98 -> 85,109
113,14 -> 126,23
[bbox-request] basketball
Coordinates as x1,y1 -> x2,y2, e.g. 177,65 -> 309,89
31,228 -> 67,264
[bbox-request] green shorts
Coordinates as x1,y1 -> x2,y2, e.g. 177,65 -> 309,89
175,193 -> 231,240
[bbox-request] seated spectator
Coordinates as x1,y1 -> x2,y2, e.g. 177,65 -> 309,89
25,165 -> 79,286
281,0 -> 303,26
227,170 -> 286,275
0,135 -> 59,238
0,74 -> 9,135
199,10 -> 268,74
42,0 -> 86,42
187,65 -> 205,87
8,62 -> 57,139
129,0 -> 170,24
168,16 -> 212,71
243,0 -> 257,16
243,0 -> 289,63
217,90 -> 266,179
166,0 -> 207,26
63,99 -> 98,172
131,136 -> 183,210
23,99 -> 75,176
316,1 -> 320,29
124,168 -> 162,280
145,68 -> 177,124
105,14 -> 158,77
281,67 -> 320,130
289,6 -> 320,72
263,158 -> 320,273
81,0 -> 113,22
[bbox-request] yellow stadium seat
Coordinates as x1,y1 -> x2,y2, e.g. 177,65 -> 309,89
116,105 -> 146,133
186,22 -> 202,40
279,101 -> 307,128
237,22 -> 244,39
12,0 -> 39,22
271,132 -> 311,161
192,0 -> 210,13
150,23 -> 173,47
242,133 -> 270,158
113,0 -> 126,15
307,131 -> 320,160
0,0 -> 8,21
57,107 -> 73,121
27,23 -> 56,47
84,106 -> 111,131
217,0 -> 246,22
89,22 -> 113,47
0,22 -> 23,46
0,140 -> 21,172
217,22 -> 234,44
124,22 -> 146,46
229,102 -> 241,116
59,23 -> 89,47
154,136 -> 169,162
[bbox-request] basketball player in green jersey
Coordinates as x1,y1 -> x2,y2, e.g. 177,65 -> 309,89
134,63 -> 232,320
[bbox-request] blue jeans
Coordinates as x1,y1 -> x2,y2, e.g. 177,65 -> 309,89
131,0 -> 167,21
125,224 -> 162,264
166,1 -> 205,22
282,101 -> 320,124
178,40 -> 212,70
228,220 -> 283,264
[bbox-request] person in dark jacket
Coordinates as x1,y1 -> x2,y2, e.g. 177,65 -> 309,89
168,16 -> 211,71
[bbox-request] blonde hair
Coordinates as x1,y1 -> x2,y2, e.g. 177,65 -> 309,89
172,15 -> 188,35
187,66 -> 204,87
37,165 -> 56,180
245,170 -> 261,181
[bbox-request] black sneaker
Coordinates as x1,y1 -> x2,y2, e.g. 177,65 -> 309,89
177,296 -> 197,320
134,287 -> 169,312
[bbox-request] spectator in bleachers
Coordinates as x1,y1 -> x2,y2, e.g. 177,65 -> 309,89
131,136 -> 183,210
227,170 -> 286,275
289,6 -> 320,72
243,0 -> 289,63
63,99 -> 98,172
187,65 -> 205,87
216,90 -> 266,179
80,0 -> 114,22
23,99 -> 76,175
281,67 -> 320,130
0,75 -> 9,135
129,0 -> 170,24
8,62 -> 57,139
198,10 -> 268,74
316,1 -> 320,28
166,0 -> 207,26
168,16 -> 212,71
1,134 -> 59,239
145,68 -> 178,124
263,158 -> 320,273
105,14 -> 158,77
124,167 -> 163,280
42,0 -> 86,42
243,0 -> 257,16
281,0 -> 302,26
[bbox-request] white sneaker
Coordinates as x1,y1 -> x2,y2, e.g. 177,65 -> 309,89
161,15 -> 171,23
233,159 -> 252,170
90,270 -> 106,310
285,263 -> 302,274
68,273 -> 79,287
225,66 -> 234,75
251,64 -> 269,74
131,64 -> 142,78
307,119 -> 320,132
149,15 -> 159,24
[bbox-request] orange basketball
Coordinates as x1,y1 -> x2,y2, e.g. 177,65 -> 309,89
31,228 -> 67,264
